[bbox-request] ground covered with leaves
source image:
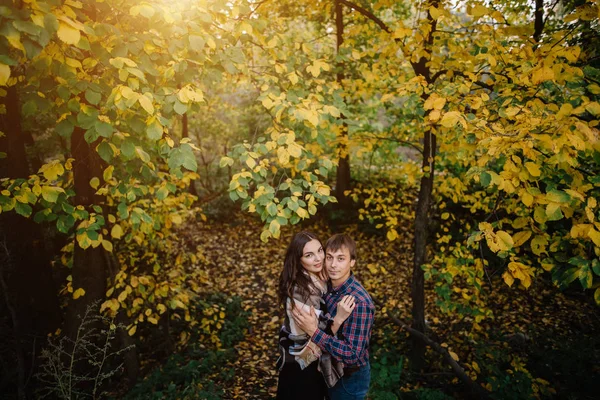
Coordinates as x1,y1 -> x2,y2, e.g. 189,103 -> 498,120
148,213 -> 600,399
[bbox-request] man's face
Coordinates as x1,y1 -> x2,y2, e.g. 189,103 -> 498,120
326,246 -> 355,286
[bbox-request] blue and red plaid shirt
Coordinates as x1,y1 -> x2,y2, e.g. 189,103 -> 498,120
311,274 -> 375,367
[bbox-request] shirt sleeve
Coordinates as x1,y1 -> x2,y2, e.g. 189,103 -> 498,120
311,301 -> 374,365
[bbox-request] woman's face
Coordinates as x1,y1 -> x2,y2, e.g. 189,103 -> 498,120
300,239 -> 324,275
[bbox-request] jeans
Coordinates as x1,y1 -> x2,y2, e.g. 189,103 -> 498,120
328,362 -> 370,400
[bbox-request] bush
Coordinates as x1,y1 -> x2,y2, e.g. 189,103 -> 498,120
121,294 -> 248,400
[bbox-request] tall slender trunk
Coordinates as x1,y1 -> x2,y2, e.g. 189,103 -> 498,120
66,127 -> 108,338
0,83 -> 62,398
407,0 -> 439,370
335,0 -> 351,210
410,129 -> 436,370
534,0 -> 544,43
182,113 -> 198,197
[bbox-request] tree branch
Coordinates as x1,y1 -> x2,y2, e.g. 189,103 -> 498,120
338,0 -> 392,33
373,297 -> 492,399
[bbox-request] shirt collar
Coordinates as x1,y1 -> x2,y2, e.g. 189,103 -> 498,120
328,273 -> 355,295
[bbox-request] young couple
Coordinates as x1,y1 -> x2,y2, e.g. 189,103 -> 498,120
276,232 -> 375,400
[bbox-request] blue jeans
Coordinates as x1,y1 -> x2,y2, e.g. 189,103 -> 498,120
328,363 -> 370,400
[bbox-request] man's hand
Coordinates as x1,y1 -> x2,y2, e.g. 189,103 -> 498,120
291,305 -> 318,337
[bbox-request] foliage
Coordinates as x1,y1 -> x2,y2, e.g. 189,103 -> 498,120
121,294 -> 248,400
37,302 -> 131,400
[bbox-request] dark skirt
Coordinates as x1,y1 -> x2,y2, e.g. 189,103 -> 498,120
276,361 -> 327,400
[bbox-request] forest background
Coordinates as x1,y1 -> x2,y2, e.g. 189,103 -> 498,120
1,0 -> 600,399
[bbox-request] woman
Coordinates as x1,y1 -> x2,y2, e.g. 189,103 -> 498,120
276,231 -> 355,400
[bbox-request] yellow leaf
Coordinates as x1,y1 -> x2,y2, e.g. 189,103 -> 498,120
73,288 -> 86,299
128,325 -> 137,336
245,157 -> 256,169
524,162 -> 541,177
521,191 -> 534,207
448,351 -> 459,361
90,177 -> 100,189
470,4 -> 488,17
429,109 -> 441,122
297,108 -> 319,127
57,22 -> 81,45
585,102 -> 600,116
288,143 -> 302,158
288,72 -> 299,85
429,6 -> 442,20
512,231 -> 532,247
495,230 -> 514,251
589,228 -> 600,247
102,240 -> 113,252
138,95 -> 154,114
297,207 -> 309,219
111,224 -> 123,239
41,186 -> 64,202
531,235 -> 548,255
0,64 -> 10,86
433,97 -> 446,110
40,162 -> 65,181
118,290 -> 128,302
387,229 -> 398,241
532,66 -> 555,84
556,103 -> 573,120
440,111 -> 461,128
277,147 -> 290,165
148,317 -> 158,325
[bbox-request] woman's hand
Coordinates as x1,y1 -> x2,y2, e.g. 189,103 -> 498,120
331,295 -> 355,334
291,306 -> 319,336
336,295 -> 356,323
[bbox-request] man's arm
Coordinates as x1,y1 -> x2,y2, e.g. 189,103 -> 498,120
292,302 -> 374,365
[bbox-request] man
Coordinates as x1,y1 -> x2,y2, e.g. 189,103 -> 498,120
292,234 -> 375,400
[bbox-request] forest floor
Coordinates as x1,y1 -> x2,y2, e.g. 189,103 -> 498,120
177,213 -> 600,399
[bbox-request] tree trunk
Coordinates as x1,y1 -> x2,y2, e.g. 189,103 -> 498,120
0,83 -> 62,398
410,129 -> 436,370
0,85 -> 28,178
182,113 -> 198,197
534,0 -> 544,43
335,0 -> 352,210
65,127 -> 108,338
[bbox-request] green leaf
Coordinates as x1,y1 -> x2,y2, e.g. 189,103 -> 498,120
85,89 -> 101,105
121,140 -> 135,158
267,202 -> 277,216
546,189 -> 571,204
173,100 -> 188,115
579,265 -> 593,289
118,202 -> 129,219
156,186 -> 169,200
146,119 -> 163,140
56,119 -> 74,137
219,156 -> 234,168
57,215 -> 75,233
95,121 -> 113,137
15,202 -> 32,217
43,13 -> 59,33
545,203 -> 564,221
41,186 -> 64,202
592,259 -> 600,276
480,172 -> 491,186
97,142 -> 114,162
13,20 -> 41,35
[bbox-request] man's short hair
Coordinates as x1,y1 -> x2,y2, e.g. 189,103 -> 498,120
325,234 -> 356,260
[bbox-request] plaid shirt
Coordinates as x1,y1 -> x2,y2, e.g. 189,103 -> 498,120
311,274 -> 375,367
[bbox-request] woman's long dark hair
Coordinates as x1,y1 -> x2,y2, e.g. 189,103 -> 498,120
278,231 -> 322,309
